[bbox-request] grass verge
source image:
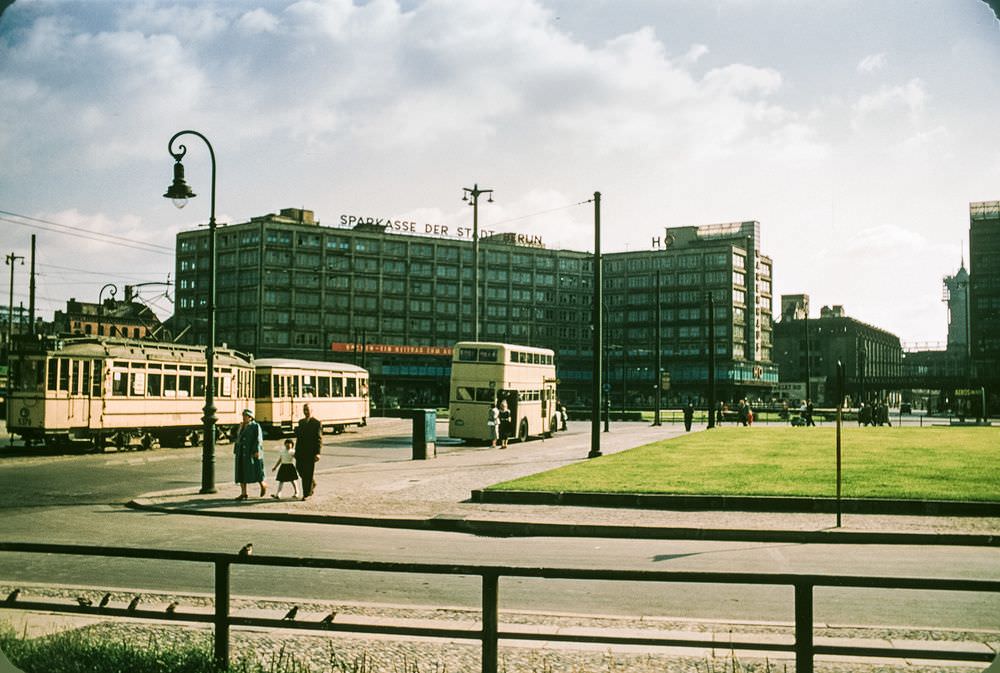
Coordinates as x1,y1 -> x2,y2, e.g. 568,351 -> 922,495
490,426 -> 1000,501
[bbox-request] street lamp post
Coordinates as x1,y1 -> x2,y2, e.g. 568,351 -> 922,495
653,268 -> 662,426
164,130 -> 218,495
5,252 -> 24,363
97,283 -> 117,337
462,184 -> 493,341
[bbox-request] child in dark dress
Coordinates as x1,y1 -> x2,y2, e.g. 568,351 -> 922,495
272,438 -> 300,500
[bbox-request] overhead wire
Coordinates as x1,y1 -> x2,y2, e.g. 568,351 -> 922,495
0,210 -> 174,255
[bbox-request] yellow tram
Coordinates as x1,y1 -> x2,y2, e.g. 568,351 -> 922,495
6,337 -> 254,449
253,358 -> 369,436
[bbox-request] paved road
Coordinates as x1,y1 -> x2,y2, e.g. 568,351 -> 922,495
1,419 -> 998,632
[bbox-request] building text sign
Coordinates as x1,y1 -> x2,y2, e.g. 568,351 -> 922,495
331,342 -> 453,357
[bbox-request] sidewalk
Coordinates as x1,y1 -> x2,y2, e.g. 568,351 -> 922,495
132,420 -> 1000,543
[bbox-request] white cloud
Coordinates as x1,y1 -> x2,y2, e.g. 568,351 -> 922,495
851,78 -> 928,130
237,9 -> 280,35
857,52 -> 887,73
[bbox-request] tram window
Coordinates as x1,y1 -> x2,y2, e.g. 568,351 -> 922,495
58,358 -> 70,391
163,374 -> 177,397
82,361 -> 91,396
147,372 -> 162,396
478,348 -> 498,362
131,371 -> 146,396
318,376 -> 330,397
302,375 -> 315,397
291,376 -> 300,397
46,360 -> 57,391
221,375 -> 232,397
178,371 -> 192,397
331,377 -> 343,397
346,377 -> 357,397
256,374 -> 271,398
91,362 -> 103,396
112,371 -> 128,396
194,373 -> 205,397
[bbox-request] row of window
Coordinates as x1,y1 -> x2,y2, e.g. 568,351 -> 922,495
254,373 -> 367,399
453,386 -> 554,403
35,358 -> 251,399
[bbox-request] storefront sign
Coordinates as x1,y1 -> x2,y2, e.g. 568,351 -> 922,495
331,342 -> 453,357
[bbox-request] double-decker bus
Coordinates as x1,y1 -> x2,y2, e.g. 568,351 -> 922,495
253,359 -> 369,436
448,341 -> 559,444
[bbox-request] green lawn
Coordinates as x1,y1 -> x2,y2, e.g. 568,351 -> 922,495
490,426 -> 1000,501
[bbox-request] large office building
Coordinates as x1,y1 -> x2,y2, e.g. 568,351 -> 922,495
773,297 -> 903,405
173,208 -> 776,407
969,200 -> 1000,411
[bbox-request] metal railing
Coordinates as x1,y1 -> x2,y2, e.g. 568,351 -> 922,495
1,541 -> 998,673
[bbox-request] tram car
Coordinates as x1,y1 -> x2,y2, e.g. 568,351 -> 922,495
253,358 -> 369,436
6,336 -> 254,449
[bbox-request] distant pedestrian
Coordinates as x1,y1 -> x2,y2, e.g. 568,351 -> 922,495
294,404 -> 322,501
558,400 -> 568,431
487,401 -> 500,448
234,409 -> 266,500
805,399 -> 816,427
498,399 -> 513,449
271,438 -> 299,500
683,403 -> 694,432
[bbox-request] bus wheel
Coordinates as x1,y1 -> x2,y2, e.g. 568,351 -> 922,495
518,418 -> 529,443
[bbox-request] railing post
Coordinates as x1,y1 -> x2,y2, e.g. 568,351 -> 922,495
214,560 -> 231,670
481,572 -> 499,673
794,581 -> 814,673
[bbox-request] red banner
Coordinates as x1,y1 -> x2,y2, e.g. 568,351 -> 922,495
331,342 -> 453,357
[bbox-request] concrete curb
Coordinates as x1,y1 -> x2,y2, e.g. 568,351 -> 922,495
471,489 -> 1000,517
126,499 -> 1000,547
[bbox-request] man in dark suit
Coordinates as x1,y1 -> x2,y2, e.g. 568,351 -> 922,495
295,404 -> 322,500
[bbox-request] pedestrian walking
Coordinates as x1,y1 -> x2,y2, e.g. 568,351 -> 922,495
234,409 -> 266,500
294,404 -> 322,501
271,438 -> 300,500
683,402 -> 694,432
805,399 -> 816,426
487,401 -> 500,448
498,399 -> 513,449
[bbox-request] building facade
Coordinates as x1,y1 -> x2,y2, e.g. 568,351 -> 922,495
173,208 -> 777,408
52,291 -> 163,340
969,200 -> 1000,412
773,298 -> 903,406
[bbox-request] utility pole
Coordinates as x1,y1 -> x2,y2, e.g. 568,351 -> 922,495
707,292 -> 717,429
653,268 -> 662,426
6,252 -> 25,361
28,235 -> 36,334
462,184 -> 493,341
589,191 -> 603,458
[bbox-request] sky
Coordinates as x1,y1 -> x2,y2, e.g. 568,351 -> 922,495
1,0 -> 999,345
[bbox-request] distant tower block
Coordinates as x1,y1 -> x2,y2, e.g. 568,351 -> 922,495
943,258 -> 969,354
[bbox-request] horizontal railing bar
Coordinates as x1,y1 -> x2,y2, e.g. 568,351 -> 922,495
813,644 -> 995,663
3,541 -> 999,593
229,617 -> 479,639
498,631 -> 795,652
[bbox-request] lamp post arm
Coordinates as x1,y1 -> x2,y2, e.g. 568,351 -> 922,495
168,130 -> 216,226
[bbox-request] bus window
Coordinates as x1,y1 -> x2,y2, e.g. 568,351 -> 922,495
346,377 -> 357,397
478,349 -> 498,362
331,377 -> 343,397
475,387 -> 494,402
458,348 -> 478,361
256,374 -> 271,398
318,376 -> 330,397
456,387 -> 473,401
302,375 -> 315,397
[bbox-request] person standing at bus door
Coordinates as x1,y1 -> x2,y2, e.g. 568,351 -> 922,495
487,401 -> 500,448
558,400 -> 568,431
271,438 -> 299,500
234,409 -> 266,500
295,404 -> 322,500
498,399 -> 513,449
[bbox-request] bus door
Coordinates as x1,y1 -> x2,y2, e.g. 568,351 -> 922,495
499,389 -> 519,427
